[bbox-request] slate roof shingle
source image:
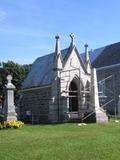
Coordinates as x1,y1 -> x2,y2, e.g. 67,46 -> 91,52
22,48 -> 69,89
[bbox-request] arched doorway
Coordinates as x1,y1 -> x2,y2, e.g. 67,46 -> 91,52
69,80 -> 78,112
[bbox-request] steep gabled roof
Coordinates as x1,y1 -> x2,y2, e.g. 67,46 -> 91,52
22,48 -> 69,89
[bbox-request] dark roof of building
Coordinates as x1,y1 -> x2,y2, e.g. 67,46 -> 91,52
81,47 -> 105,63
91,42 -> 120,68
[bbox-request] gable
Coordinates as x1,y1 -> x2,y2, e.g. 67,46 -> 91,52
63,47 -> 87,74
63,46 -> 87,74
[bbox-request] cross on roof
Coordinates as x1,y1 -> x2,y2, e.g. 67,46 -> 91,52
55,35 -> 60,40
70,33 -> 75,46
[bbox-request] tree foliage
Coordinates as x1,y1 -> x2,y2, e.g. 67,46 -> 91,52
0,61 -> 31,95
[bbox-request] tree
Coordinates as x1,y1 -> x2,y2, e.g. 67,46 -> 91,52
0,61 -> 31,96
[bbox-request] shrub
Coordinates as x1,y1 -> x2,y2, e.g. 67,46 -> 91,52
0,120 -> 24,129
0,123 -> 3,129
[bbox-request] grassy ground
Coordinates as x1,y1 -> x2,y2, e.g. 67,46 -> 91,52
0,120 -> 120,160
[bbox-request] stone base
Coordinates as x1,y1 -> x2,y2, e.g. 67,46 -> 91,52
5,112 -> 17,121
95,110 -> 108,123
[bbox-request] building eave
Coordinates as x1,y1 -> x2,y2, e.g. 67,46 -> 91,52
19,84 -> 52,93
96,63 -> 120,71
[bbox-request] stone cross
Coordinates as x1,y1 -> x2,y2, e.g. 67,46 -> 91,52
70,33 -> 75,47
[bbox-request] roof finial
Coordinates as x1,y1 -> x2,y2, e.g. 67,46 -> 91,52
70,33 -> 75,47
55,34 -> 60,56
84,43 -> 89,63
84,43 -> 91,74
55,35 -> 60,40
84,43 -> 88,48
54,34 -> 62,71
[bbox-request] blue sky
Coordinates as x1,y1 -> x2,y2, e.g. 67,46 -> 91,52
0,0 -> 120,64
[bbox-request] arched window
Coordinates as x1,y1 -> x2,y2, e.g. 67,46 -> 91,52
69,80 -> 78,112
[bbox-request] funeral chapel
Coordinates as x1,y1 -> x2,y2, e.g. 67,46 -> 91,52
19,34 -> 108,123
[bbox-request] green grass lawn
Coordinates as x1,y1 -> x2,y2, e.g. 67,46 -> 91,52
0,121 -> 120,160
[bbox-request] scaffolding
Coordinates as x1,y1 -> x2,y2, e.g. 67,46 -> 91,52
58,65 -> 117,122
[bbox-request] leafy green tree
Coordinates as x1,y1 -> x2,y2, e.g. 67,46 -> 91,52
4,61 -> 31,89
0,61 -> 31,99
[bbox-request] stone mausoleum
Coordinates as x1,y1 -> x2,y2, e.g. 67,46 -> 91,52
19,34 -> 108,123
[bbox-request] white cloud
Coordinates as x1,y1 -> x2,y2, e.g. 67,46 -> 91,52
0,9 -> 7,21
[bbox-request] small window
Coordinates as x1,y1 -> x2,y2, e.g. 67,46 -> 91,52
98,80 -> 105,96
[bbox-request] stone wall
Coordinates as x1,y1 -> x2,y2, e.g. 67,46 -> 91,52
48,78 -> 69,123
19,87 -> 51,123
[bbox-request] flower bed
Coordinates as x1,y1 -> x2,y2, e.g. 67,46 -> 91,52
0,120 -> 24,129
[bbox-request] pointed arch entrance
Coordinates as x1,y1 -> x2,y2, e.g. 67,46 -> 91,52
69,80 -> 78,112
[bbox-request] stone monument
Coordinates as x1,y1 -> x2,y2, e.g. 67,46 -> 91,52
117,95 -> 120,117
4,75 -> 17,121
91,68 -> 108,122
